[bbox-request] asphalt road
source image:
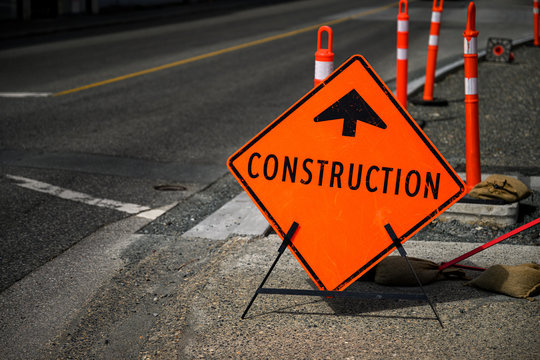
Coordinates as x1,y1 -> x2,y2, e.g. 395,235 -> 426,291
0,0 -> 533,292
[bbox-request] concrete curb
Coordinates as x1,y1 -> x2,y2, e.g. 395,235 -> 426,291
439,201 -> 519,226
182,191 -> 269,240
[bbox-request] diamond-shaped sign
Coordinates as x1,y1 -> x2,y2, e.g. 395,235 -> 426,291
228,55 -> 465,291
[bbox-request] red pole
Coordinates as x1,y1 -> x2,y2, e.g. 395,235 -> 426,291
439,217 -> 540,271
534,0 -> 539,46
314,26 -> 334,87
463,2 -> 481,192
396,0 -> 409,109
423,0 -> 444,102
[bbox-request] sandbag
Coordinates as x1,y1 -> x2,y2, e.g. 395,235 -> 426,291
374,256 -> 467,286
468,174 -> 531,203
465,263 -> 540,300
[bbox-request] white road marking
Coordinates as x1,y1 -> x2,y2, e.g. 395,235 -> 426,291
136,208 -> 167,219
5,174 -> 161,217
0,92 -> 51,98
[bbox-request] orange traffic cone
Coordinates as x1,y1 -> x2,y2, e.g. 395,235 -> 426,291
396,0 -> 409,109
463,1 -> 481,191
413,0 -> 448,106
314,26 -> 334,87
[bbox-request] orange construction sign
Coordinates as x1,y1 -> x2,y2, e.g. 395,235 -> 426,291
228,55 -> 465,292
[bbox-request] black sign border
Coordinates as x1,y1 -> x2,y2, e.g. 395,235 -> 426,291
228,55 -> 465,291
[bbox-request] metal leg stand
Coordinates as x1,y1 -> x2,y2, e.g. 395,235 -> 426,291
242,221 -> 443,328
384,223 -> 444,328
241,221 -> 298,319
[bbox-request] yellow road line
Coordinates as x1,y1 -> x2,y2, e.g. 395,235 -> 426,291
53,2 -> 398,97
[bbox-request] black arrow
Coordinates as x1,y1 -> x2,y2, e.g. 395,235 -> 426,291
314,89 -> 387,137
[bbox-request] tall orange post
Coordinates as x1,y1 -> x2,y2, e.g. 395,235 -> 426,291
314,26 -> 334,87
463,2 -> 481,191
421,0 -> 447,105
534,0 -> 539,46
396,0 -> 409,109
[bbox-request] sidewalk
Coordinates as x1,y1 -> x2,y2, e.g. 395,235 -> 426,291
152,235 -> 538,359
